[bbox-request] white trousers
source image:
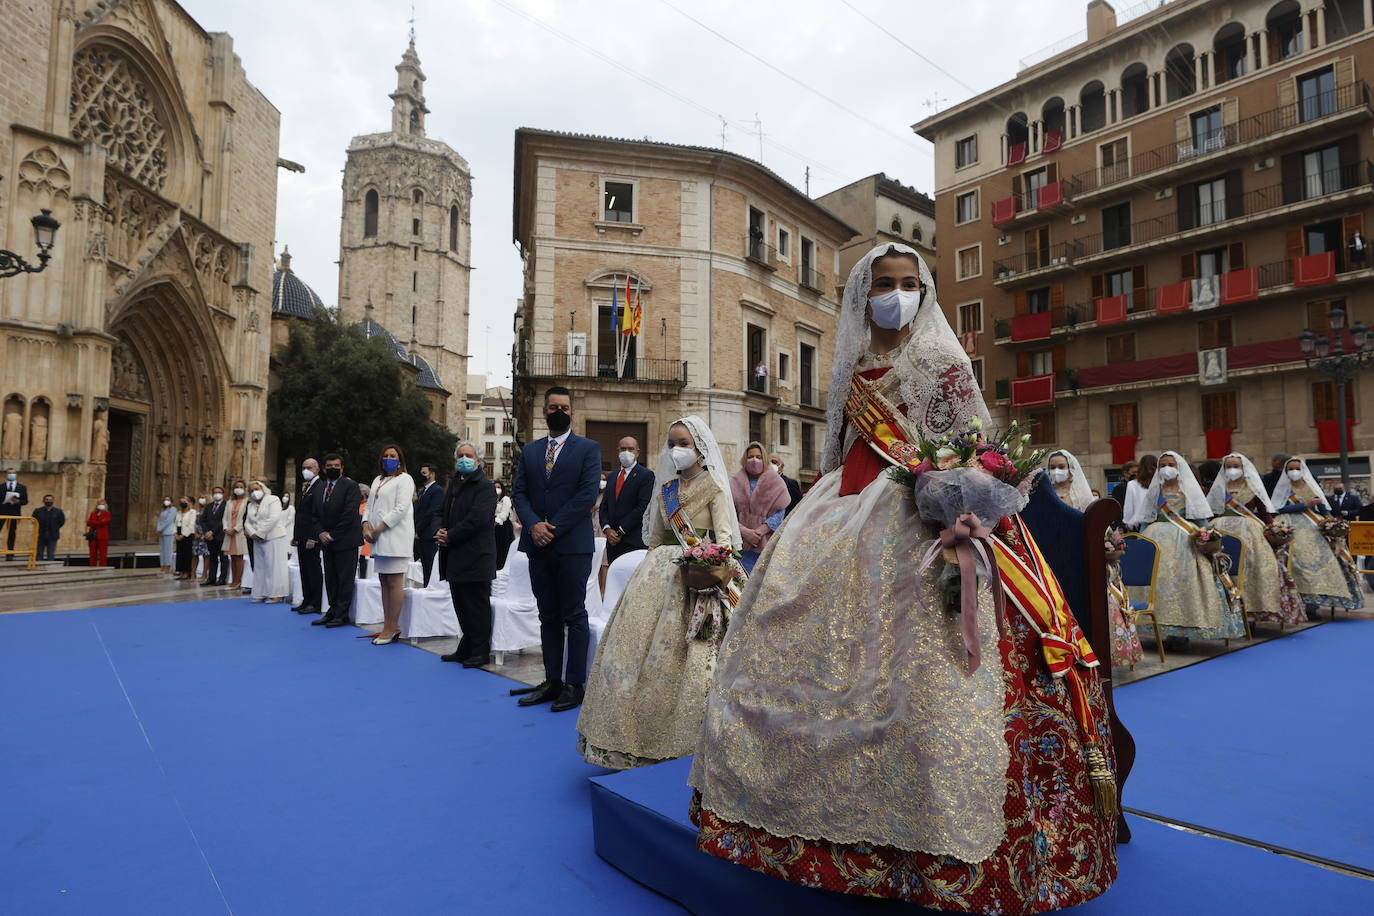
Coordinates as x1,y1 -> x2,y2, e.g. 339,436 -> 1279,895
254,537 -> 290,598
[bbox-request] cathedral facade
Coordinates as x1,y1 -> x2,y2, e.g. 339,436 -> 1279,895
337,40 -> 472,432
0,0 -> 279,546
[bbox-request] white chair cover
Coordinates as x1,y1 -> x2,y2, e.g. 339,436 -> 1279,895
492,538 -> 605,654
353,560 -> 425,626
399,561 -> 461,638
601,549 -> 648,621
240,562 -> 253,590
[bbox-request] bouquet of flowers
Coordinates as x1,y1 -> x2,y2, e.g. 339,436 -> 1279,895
1190,525 -> 1223,556
1318,515 -> 1350,540
1262,521 -> 1292,548
673,542 -> 745,593
886,417 -> 1045,493
1104,527 -> 1126,562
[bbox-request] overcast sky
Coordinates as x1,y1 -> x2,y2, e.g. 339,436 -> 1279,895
179,0 -> 1094,386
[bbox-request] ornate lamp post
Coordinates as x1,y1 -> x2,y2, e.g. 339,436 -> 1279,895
0,209 -> 61,279
1299,304 -> 1374,487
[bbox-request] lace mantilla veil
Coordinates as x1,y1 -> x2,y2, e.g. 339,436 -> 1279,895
1206,452 -> 1270,515
1047,449 -> 1096,511
641,414 -> 742,550
1269,456 -> 1329,512
1128,450 -> 1213,525
820,244 -> 990,474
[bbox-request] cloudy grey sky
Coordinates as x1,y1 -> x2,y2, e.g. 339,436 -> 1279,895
179,0 -> 1093,385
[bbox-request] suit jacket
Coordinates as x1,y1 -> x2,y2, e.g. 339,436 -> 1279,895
202,499 -> 225,542
1,480 -> 27,515
781,473 -> 803,516
440,469 -> 498,582
414,479 -> 445,542
1110,481 -> 1128,506
32,506 -> 65,539
1260,469 -> 1282,496
512,432 -> 600,555
1331,491 -> 1363,521
599,463 -> 654,550
294,477 -> 321,543
314,475 -> 363,551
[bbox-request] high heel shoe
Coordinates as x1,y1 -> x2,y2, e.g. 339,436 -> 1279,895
372,630 -> 401,645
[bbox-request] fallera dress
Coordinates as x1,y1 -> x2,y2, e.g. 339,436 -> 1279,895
1211,485 -> 1304,627
1137,491 -> 1243,640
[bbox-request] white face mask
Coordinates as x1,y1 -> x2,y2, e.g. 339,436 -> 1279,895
213,492 -> 224,502
867,288 -> 921,330
302,468 -> 315,481
618,450 -> 636,469
598,479 -> 606,491
97,504 -> 107,511
163,500 -> 171,507
1224,467 -> 1244,481
233,487 -> 245,497
670,446 -> 699,472
250,490 -> 263,501
1158,466 -> 1180,481
1287,469 -> 1304,482
197,498 -> 207,506
1048,468 -> 1069,484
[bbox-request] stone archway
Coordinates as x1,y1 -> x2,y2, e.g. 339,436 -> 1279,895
106,278 -> 230,539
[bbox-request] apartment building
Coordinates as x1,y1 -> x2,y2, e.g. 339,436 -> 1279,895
915,0 -> 1374,492
511,129 -> 857,479
816,172 -> 937,285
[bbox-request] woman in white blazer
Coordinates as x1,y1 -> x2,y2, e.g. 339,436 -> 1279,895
364,444 -> 417,644
244,479 -> 289,603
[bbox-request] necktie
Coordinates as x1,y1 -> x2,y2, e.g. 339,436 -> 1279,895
325,480 -> 335,502
616,468 -> 627,499
545,438 -> 556,476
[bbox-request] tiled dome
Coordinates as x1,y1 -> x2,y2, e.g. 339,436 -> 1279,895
358,316 -> 408,360
409,351 -> 445,391
270,247 -> 325,318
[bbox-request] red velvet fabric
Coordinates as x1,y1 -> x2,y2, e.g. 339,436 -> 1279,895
1219,268 -> 1259,305
1077,353 -> 1197,389
1038,180 -> 1065,209
1010,373 -> 1055,408
1095,295 -> 1128,325
1007,142 -> 1027,166
1204,428 -> 1233,459
1110,436 -> 1137,464
1010,310 -> 1052,341
1294,251 -> 1337,287
1043,129 -> 1064,152
1155,281 -> 1190,313
1227,338 -> 1303,370
1317,419 -> 1357,453
992,196 -> 1017,225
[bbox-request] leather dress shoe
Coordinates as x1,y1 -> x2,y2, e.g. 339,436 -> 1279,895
440,651 -> 464,662
551,683 -> 584,712
310,616 -> 331,626
462,655 -> 491,668
290,603 -> 307,612
324,618 -> 349,628
294,605 -> 319,615
516,680 -> 562,706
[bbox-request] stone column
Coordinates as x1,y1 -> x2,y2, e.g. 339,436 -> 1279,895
1195,52 -> 1207,92
1366,0 -> 1374,38
1259,28 -> 1271,68
1315,5 -> 1327,47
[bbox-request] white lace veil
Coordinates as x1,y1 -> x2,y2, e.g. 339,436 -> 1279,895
1206,452 -> 1268,515
1046,449 -> 1094,510
1128,450 -> 1212,525
1270,456 -> 1328,512
821,243 -> 990,473
641,414 -> 742,550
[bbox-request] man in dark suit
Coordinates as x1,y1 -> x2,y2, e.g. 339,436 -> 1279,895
1330,480 -> 1363,521
437,443 -> 499,667
413,462 -> 445,586
1110,461 -> 1138,506
2,468 -> 28,560
292,458 -> 323,613
768,454 -> 804,516
311,453 -> 363,628
599,435 -> 654,594
1260,453 -> 1288,497
201,486 -> 227,586
511,386 -> 601,712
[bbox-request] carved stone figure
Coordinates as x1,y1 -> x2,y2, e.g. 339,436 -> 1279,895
250,435 -> 262,477
91,411 -> 109,463
156,435 -> 171,477
200,436 -> 216,487
1,409 -> 21,460
178,438 -> 194,480
28,415 -> 48,461
229,437 -> 245,478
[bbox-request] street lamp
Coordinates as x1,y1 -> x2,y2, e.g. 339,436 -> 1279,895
0,209 -> 61,279
1299,309 -> 1374,487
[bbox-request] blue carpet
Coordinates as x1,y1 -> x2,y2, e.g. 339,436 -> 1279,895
594,757 -> 1374,914
0,601 -> 680,915
1115,619 -> 1374,872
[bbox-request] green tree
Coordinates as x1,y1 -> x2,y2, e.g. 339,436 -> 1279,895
268,312 -> 457,483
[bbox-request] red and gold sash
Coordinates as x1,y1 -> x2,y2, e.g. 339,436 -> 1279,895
844,373 -> 923,469
1289,496 -> 1356,567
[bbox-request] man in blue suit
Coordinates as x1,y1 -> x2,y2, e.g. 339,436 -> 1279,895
511,386 -> 602,711
412,462 -> 445,585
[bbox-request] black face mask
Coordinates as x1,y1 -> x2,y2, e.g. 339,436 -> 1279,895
44,500 -> 54,506
546,409 -> 571,433
180,502 -> 189,509
325,467 -> 342,480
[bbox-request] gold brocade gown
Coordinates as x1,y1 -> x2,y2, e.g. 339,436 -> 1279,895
1211,484 -> 1291,624
1138,491 -> 1243,639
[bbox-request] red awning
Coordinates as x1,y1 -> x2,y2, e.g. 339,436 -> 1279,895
991,196 -> 1017,225
1204,428 -> 1233,459
1095,295 -> 1128,325
1011,373 -> 1056,408
1155,281 -> 1191,313
1010,310 -> 1053,341
1110,436 -> 1137,465
1007,143 -> 1027,167
1043,130 -> 1064,153
1219,268 -> 1259,305
1077,353 -> 1198,389
1294,251 -> 1337,287
1316,419 -> 1358,453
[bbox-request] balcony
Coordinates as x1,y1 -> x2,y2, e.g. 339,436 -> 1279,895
997,369 -> 1077,406
798,385 -> 826,412
1070,336 -> 1308,395
1073,161 -> 1374,268
800,265 -> 827,294
993,304 -> 1089,344
746,238 -> 779,271
990,179 -> 1076,228
1067,82 -> 1372,203
516,352 -> 688,386
991,241 -> 1078,287
743,369 -> 778,398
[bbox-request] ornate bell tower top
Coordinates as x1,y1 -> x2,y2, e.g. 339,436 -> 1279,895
390,40 -> 429,137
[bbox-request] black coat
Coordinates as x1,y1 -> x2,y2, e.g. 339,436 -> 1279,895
598,463 -> 654,550
31,505 -> 65,539
414,479 -> 445,542
1260,469 -> 1283,497
1,480 -> 28,515
202,499 -> 225,543
780,473 -> 803,516
440,469 -> 498,582
294,477 -> 321,542
314,475 -> 363,551
1110,481 -> 1128,506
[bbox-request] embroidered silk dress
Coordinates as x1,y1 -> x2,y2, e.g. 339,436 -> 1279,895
1137,491 -> 1243,640
689,352 -> 1118,913
1211,486 -> 1303,627
1277,488 -> 1357,610
577,473 -> 739,770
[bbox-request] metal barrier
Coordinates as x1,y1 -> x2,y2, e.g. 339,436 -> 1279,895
0,515 -> 39,570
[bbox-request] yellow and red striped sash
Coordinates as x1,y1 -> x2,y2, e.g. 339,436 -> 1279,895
1290,496 -> 1356,568
845,373 -> 923,469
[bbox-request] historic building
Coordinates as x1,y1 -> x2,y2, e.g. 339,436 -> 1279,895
511,129 -> 857,480
336,38 -> 471,434
816,172 -> 937,286
468,378 -> 515,486
915,0 -> 1374,492
0,0 -> 280,547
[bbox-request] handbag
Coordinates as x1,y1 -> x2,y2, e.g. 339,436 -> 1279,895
84,529 -> 95,541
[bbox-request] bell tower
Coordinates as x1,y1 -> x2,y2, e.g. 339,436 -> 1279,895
390,39 -> 428,137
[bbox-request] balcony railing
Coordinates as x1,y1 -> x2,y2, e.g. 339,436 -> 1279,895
744,369 -> 777,397
517,352 -> 688,385
798,385 -> 826,410
1074,161 -> 1373,262
747,237 -> 778,270
991,179 -> 1077,226
1067,81 -> 1371,198
992,241 -> 1077,283
800,265 -> 826,292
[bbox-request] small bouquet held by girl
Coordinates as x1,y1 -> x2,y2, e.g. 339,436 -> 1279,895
1262,521 -> 1292,548
1190,525 -> 1223,556
673,542 -> 745,641
1104,526 -> 1126,562
1317,515 -> 1350,541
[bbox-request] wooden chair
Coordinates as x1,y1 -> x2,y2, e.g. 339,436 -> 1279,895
1216,533 -> 1252,641
1119,533 -> 1166,664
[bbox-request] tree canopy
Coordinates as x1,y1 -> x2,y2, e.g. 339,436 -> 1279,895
268,313 -> 457,484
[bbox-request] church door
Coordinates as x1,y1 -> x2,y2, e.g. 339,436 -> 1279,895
106,411 -> 135,540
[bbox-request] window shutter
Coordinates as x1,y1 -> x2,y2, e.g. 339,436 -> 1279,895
1050,284 -> 1064,311
1012,174 -> 1023,201
1338,135 -> 1359,173
1090,273 -> 1104,298
1343,212 -> 1365,241
1335,57 -> 1356,90
1174,114 -> 1190,143
1180,253 -> 1196,279
1046,162 -> 1059,183
1052,346 -> 1066,374
1286,227 -> 1305,260
1277,75 -> 1297,109
1015,291 -> 1028,315
1280,152 -> 1303,204
1225,169 -> 1244,217
1017,352 -> 1031,376
1177,182 -> 1196,231
1228,242 -> 1246,268
1131,265 -> 1147,293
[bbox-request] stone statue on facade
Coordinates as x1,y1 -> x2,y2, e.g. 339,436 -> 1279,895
229,436 -> 245,480
91,411 -> 109,463
178,437 -> 194,480
1,408 -> 22,460
156,433 -> 171,477
28,415 -> 48,461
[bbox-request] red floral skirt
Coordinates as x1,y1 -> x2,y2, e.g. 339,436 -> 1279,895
692,534 -> 1119,913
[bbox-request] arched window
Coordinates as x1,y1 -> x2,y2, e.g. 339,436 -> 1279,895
912,225 -> 923,243
1079,81 -> 1106,133
409,109 -> 420,134
890,214 -> 903,234
1041,97 -> 1066,135
413,188 -> 423,205
1213,23 -> 1249,83
1121,62 -> 1150,118
363,189 -> 379,238
1006,112 -> 1029,158
449,205 -> 459,252
1164,44 -> 1197,101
